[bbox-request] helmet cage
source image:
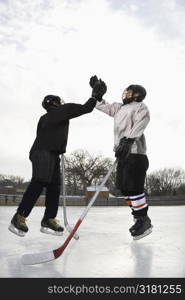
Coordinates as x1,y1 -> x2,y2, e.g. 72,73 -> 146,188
127,85 -> 146,102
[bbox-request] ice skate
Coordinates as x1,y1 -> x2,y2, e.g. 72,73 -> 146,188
129,215 -> 153,240
8,213 -> 28,237
40,218 -> 64,236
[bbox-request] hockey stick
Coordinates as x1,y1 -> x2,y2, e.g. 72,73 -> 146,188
61,154 -> 79,240
21,159 -> 117,265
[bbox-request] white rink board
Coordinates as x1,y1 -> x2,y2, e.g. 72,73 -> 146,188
0,206 -> 185,278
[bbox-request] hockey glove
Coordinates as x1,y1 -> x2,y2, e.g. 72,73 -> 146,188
92,79 -> 107,102
89,75 -> 99,88
115,137 -> 135,160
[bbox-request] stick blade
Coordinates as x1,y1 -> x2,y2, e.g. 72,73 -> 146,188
21,250 -> 55,265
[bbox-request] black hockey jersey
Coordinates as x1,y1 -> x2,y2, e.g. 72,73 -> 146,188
30,98 -> 96,156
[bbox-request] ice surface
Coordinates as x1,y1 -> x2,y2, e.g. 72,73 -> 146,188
0,206 -> 185,278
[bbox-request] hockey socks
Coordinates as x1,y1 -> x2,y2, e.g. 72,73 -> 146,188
123,193 -> 153,240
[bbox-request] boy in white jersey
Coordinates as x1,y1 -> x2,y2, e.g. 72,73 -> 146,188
90,76 -> 153,240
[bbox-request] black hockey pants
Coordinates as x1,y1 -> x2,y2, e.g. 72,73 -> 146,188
116,153 -> 149,216
17,150 -> 61,218
116,153 -> 149,195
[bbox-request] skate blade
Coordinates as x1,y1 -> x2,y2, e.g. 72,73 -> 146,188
40,227 -> 63,236
133,225 -> 153,241
8,224 -> 26,237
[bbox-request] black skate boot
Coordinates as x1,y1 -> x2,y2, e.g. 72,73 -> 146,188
40,217 -> 64,236
129,215 -> 153,240
8,212 -> 28,237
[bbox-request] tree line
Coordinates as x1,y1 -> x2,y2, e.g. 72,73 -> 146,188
0,150 -> 185,196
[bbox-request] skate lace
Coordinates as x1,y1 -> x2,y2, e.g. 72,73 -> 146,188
49,218 -> 61,228
18,215 -> 26,225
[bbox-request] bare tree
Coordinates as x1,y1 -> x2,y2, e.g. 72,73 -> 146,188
64,150 -> 113,195
177,184 -> 185,194
0,174 -> 25,188
146,168 -> 185,195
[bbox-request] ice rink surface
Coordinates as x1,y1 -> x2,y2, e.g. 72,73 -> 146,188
0,205 -> 185,278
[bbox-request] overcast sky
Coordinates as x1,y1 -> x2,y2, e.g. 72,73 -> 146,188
0,0 -> 185,180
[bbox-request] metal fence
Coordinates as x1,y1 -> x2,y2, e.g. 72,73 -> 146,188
0,194 -> 185,206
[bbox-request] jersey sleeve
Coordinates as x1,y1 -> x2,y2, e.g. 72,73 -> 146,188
96,100 -> 122,117
128,104 -> 150,139
47,98 -> 97,123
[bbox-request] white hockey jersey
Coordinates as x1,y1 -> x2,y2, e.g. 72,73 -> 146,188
96,100 -> 150,155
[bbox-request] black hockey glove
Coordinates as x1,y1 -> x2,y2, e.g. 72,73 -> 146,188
89,75 -> 99,88
115,137 -> 135,161
92,79 -> 107,102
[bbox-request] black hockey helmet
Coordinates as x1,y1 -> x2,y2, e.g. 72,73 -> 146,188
126,84 -> 146,102
42,95 -> 64,111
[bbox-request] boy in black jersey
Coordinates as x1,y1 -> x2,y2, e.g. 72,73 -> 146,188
8,93 -> 105,237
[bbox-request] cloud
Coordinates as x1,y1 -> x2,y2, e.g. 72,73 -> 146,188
0,0 -> 185,179
108,0 -> 185,41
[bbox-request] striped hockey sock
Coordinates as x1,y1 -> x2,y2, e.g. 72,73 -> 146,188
128,193 -> 148,212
